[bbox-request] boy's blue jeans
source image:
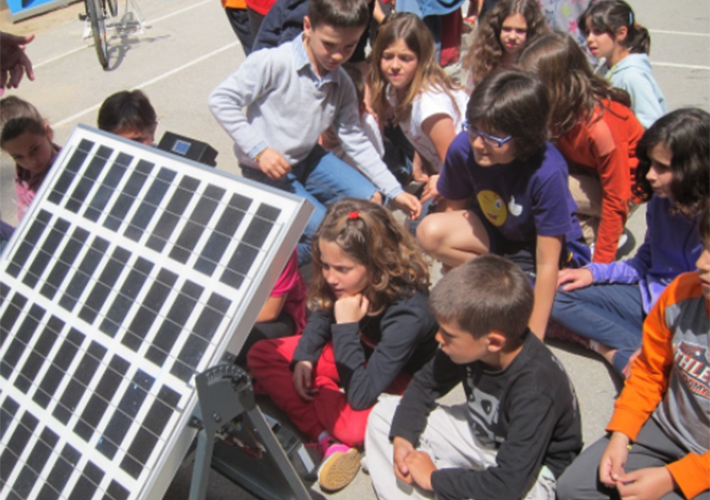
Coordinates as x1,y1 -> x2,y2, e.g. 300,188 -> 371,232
551,283 -> 645,374
242,145 -> 378,266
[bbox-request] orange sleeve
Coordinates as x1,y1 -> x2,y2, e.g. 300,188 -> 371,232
666,451 -> 710,499
223,0 -> 247,9
586,112 -> 630,264
606,276 -> 683,438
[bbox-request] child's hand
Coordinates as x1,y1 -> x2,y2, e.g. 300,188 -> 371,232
392,437 -> 415,484
293,360 -> 316,401
557,268 -> 594,291
404,450 -> 437,491
420,175 -> 440,204
615,466 -> 675,500
622,348 -> 641,379
256,148 -> 291,180
599,431 -> 630,488
393,192 -> 422,220
334,294 -> 369,324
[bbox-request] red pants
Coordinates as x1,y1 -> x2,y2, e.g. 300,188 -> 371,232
247,335 -> 411,447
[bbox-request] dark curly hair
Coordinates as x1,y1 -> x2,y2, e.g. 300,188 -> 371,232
634,108 -> 709,217
466,68 -> 549,160
518,32 -> 631,139
309,198 -> 430,315
464,0 -> 548,87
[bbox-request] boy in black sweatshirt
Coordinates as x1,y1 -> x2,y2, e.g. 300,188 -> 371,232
366,255 -> 583,500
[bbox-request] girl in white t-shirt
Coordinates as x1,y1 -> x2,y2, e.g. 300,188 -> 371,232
369,12 -> 468,204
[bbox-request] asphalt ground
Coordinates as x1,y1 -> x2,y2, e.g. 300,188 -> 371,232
0,1 -> 708,498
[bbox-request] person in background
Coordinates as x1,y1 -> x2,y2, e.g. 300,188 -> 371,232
463,0 -> 548,92
519,32 -> 644,263
578,0 -> 666,128
369,13 -> 468,209
0,96 -> 60,221
0,32 -> 34,94
221,0 -> 254,55
97,90 -> 158,146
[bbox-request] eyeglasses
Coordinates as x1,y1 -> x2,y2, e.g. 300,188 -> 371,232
462,121 -> 512,148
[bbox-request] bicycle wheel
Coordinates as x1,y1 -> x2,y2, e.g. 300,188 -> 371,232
106,0 -> 118,17
86,0 -> 109,69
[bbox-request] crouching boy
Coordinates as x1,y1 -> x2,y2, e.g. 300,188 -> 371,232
366,255 -> 583,500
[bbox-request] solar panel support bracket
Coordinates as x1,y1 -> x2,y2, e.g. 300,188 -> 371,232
188,359 -> 313,500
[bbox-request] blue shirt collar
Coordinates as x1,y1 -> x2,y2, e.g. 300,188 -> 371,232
293,34 -> 337,86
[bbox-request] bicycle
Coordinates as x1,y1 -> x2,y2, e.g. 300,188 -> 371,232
81,0 -> 119,69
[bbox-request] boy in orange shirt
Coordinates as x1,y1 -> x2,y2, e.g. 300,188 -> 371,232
557,208 -> 710,500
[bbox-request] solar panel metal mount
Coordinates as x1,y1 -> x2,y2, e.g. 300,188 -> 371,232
187,358 -> 314,500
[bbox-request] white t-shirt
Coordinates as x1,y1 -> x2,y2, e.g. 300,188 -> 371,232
388,86 -> 468,172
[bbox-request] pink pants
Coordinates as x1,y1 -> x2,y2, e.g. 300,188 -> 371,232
247,335 -> 411,447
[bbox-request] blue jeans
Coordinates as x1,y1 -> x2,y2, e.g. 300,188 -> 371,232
551,283 -> 645,374
242,146 -> 378,266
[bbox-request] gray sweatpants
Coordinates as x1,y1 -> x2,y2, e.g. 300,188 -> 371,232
365,395 -> 556,500
557,417 -> 707,500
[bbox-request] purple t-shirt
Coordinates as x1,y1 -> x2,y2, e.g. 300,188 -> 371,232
438,133 -> 582,246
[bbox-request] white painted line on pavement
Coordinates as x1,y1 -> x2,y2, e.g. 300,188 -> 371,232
650,29 -> 710,37
53,41 -> 239,129
148,0 -> 213,25
34,0 -> 215,69
654,62 -> 710,71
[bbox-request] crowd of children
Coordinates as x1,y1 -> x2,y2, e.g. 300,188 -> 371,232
1,0 -> 707,498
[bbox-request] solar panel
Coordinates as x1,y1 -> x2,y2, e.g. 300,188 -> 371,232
0,125 -> 313,500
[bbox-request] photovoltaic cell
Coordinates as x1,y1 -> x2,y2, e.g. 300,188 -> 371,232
0,125 -> 311,500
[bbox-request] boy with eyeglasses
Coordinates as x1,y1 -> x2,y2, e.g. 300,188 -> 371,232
416,69 -> 590,339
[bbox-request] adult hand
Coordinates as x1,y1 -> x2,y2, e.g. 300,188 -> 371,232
405,450 -> 437,491
292,360 -> 316,401
599,431 -> 630,488
392,437 -> 415,484
393,192 -> 422,220
256,148 -> 291,180
557,268 -> 594,291
0,32 -> 35,91
616,466 -> 675,500
334,293 -> 369,324
420,174 -> 440,204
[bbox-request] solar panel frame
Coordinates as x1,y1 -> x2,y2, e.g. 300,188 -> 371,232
0,125 -> 313,500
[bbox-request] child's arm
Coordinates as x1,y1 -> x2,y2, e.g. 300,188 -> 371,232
256,295 -> 287,322
606,274 -> 710,499
390,351 -> 461,445
208,53 -> 290,178
430,389 -> 563,500
530,234 -> 563,339
587,117 -> 634,263
334,76 -> 420,216
330,293 -> 440,410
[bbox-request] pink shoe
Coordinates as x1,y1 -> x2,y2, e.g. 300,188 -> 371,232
316,437 -> 360,492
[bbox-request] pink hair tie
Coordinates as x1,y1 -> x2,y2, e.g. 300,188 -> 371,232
348,211 -> 359,220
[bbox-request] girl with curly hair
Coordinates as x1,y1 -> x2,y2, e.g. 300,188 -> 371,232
248,198 -> 439,493
369,12 -> 468,202
463,0 -> 548,90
